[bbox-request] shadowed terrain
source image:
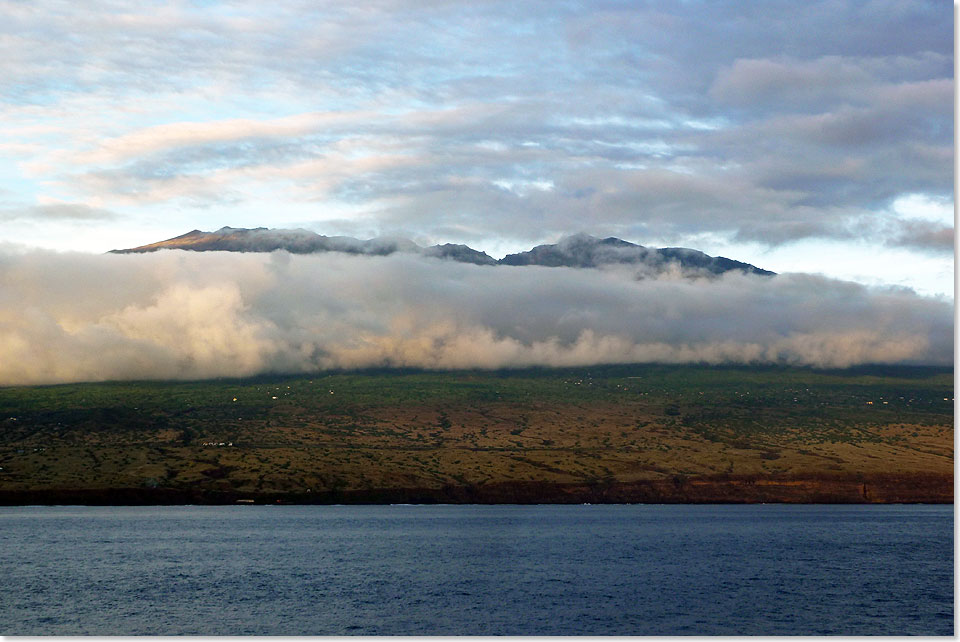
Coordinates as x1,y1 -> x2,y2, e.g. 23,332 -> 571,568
111,227 -> 774,276
0,364 -> 951,504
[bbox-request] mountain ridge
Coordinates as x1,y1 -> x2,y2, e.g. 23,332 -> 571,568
111,227 -> 775,276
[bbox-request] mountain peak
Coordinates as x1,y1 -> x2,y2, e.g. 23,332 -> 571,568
111,227 -> 774,276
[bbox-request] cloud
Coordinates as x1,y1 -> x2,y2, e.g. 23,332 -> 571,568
885,219 -> 955,253
710,54 -> 951,110
0,203 -> 118,222
68,111 -> 376,166
0,249 -> 950,385
0,1 -> 952,257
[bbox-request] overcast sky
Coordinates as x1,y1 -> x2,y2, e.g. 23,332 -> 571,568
0,0 -> 953,295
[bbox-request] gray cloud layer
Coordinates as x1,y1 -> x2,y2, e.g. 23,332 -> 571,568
0,249 -> 950,385
885,218 -> 955,253
0,203 -> 117,222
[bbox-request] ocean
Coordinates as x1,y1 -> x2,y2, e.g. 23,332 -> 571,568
0,503 -> 952,635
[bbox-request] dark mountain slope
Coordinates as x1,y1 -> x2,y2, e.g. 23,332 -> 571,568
501,233 -> 773,275
112,227 -> 772,276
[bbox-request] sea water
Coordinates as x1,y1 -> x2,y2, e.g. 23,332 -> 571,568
0,504 -> 952,635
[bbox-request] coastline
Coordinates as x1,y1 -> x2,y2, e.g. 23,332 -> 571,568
0,472 -> 951,506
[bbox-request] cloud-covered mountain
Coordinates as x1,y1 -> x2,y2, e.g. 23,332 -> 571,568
112,227 -> 498,265
499,233 -> 774,276
112,227 -> 772,275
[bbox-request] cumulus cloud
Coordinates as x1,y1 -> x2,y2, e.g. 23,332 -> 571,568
0,249 -> 950,386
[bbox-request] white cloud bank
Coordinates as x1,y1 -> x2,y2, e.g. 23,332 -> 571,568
0,249 -> 951,385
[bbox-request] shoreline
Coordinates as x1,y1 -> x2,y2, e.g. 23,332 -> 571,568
0,472 -> 951,506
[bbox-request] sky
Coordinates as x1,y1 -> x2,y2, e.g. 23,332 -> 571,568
0,0 -> 953,296
0,1 -> 954,384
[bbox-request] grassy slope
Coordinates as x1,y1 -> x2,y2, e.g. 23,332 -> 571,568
0,364 -> 952,502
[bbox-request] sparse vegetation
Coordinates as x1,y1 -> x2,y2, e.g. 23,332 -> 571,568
0,364 -> 951,502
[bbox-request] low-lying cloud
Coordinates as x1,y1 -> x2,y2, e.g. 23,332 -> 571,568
0,249 -> 951,385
